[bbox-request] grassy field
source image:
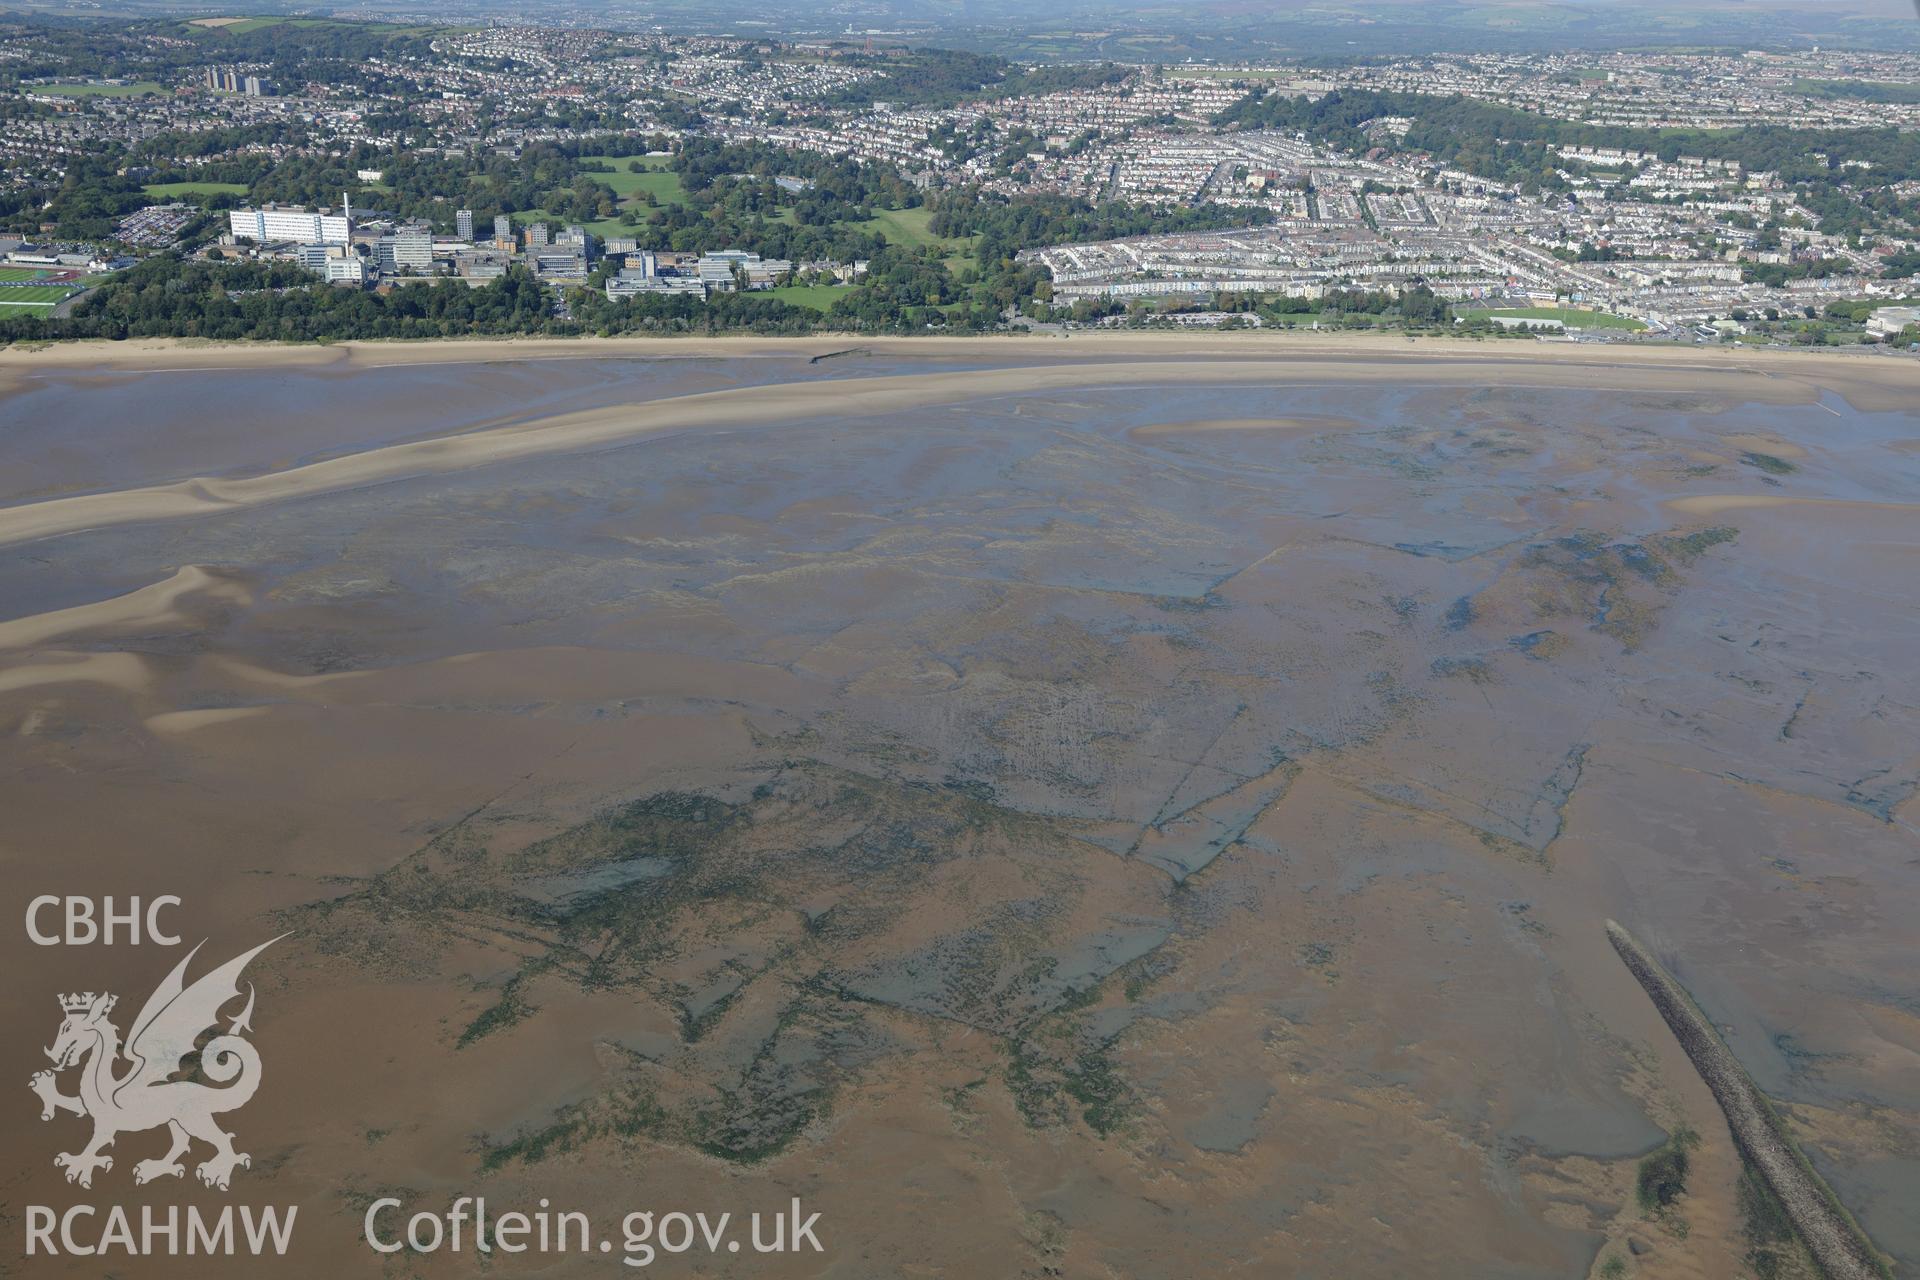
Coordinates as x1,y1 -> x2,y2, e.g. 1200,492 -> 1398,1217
1793,77 -> 1920,104
189,16 -> 368,33
41,81 -> 164,97
0,267 -> 56,282
858,206 -> 979,272
578,155 -> 688,206
578,154 -> 673,172
857,207 -> 950,249
515,210 -> 634,239
767,284 -> 854,311
144,181 -> 248,199
1458,306 -> 1646,331
618,172 -> 687,207
527,156 -> 691,238
0,285 -> 75,312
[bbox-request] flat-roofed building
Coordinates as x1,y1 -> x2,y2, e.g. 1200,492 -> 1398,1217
1866,305 -> 1920,338
296,244 -> 365,284
377,229 -> 433,274
229,204 -> 350,245
694,249 -> 792,291
606,271 -> 706,300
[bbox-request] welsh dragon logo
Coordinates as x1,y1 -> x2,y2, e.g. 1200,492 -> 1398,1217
29,937 -> 281,1191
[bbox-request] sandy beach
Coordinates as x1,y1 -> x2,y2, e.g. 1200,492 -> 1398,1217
6,327 -> 1920,393
2,337 -> 1914,1278
5,333 -> 1915,551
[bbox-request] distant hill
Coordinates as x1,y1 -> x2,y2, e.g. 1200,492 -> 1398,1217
81,0 -> 1916,54
551,0 -> 1920,54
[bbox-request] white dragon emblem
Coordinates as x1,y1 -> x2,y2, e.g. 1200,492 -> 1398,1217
29,937 -> 281,1191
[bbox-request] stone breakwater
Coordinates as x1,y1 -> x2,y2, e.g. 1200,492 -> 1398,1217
1605,920 -> 1892,1280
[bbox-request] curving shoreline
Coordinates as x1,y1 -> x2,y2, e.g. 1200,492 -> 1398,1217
0,351 -> 1866,552
4,327 -> 1920,385
0,564 -> 246,650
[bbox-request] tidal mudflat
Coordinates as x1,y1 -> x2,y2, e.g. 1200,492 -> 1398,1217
2,338 -> 1915,1278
